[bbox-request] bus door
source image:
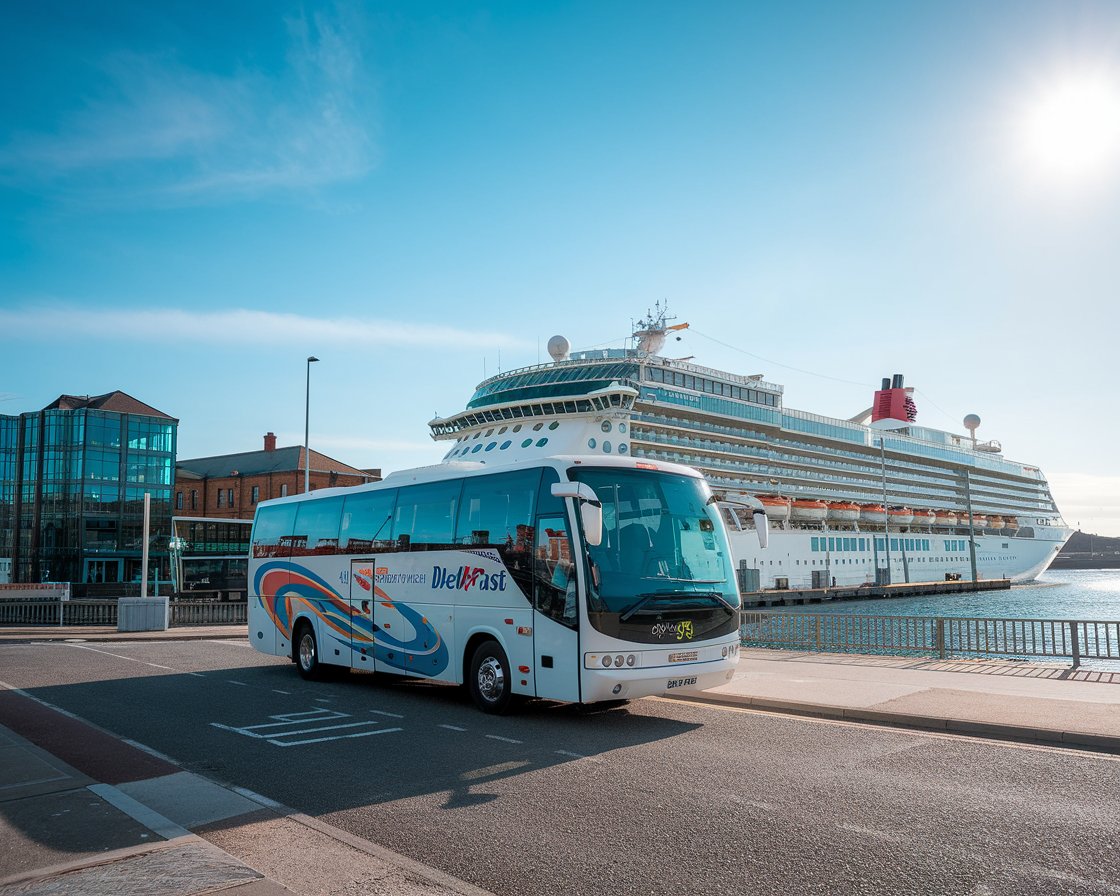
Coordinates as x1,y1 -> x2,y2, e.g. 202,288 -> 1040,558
531,515 -> 581,702
349,558 -> 377,671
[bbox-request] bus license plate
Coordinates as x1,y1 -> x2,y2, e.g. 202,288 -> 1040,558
666,676 -> 697,690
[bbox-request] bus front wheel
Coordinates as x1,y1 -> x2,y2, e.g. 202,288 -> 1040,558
295,623 -> 321,680
469,641 -> 514,714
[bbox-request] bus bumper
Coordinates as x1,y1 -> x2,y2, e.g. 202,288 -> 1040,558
581,656 -> 738,704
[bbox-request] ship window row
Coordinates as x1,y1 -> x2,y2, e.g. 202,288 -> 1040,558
467,380 -> 634,409
632,415 -> 1052,501
810,537 -> 933,553
642,367 -> 779,406
635,385 -> 1034,479
469,363 -> 639,404
644,447 -> 1054,518
632,431 -> 1052,514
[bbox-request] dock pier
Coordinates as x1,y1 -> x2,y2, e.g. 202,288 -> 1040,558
740,577 -> 1011,609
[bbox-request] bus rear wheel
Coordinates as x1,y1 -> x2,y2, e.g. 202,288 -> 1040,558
469,641 -> 514,714
294,623 -> 322,680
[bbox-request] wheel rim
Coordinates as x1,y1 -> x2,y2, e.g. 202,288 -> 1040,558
299,633 -> 315,671
477,656 -> 505,702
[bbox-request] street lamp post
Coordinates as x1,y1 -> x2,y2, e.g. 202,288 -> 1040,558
304,356 -> 319,493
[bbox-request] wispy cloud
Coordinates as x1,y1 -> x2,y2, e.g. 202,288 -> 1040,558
0,305 -> 529,350
0,9 -> 375,201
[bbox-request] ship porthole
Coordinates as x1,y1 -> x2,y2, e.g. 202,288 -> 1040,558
588,438 -> 597,449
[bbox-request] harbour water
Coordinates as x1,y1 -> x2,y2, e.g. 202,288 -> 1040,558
774,569 -> 1120,621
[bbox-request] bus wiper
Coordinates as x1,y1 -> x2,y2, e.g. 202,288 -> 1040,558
619,592 -> 672,622
620,590 -> 737,622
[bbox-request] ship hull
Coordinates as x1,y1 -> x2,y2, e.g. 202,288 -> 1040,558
727,526 -> 1066,590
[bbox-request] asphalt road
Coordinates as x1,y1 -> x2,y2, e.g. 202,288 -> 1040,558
1,638 -> 1117,896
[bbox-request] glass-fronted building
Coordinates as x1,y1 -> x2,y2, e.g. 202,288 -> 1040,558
0,392 -> 177,589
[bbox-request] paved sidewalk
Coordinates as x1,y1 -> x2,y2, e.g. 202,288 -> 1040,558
0,686 -> 492,896
678,648 -> 1120,753
0,624 -> 248,643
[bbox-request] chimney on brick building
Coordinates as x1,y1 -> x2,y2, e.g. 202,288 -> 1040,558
264,432 -> 277,452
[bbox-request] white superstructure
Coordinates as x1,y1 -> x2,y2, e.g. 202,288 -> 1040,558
430,308 -> 1071,590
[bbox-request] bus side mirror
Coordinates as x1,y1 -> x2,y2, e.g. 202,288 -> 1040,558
551,482 -> 603,547
711,494 -> 769,549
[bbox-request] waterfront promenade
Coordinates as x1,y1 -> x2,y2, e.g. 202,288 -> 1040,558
2,625 -> 1118,894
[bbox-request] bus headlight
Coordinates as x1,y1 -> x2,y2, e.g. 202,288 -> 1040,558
602,655 -> 612,668
613,655 -> 625,667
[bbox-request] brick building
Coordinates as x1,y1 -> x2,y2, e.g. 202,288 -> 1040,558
175,433 -> 380,521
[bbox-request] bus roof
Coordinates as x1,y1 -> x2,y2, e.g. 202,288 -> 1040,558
252,455 -> 707,512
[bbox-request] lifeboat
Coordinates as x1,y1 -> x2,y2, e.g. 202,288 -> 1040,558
933,510 -> 958,527
887,507 -> 914,526
911,509 -> 935,527
1004,516 -> 1019,531
969,515 -> 988,529
860,504 -> 887,523
827,501 -> 861,522
758,495 -> 791,520
988,515 -> 1005,529
789,499 -> 829,522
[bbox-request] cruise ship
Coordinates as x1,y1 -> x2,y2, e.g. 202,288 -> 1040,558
429,307 -> 1071,590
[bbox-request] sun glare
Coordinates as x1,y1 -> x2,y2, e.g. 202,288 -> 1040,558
1017,71 -> 1120,187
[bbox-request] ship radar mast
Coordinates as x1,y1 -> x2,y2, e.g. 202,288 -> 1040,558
632,300 -> 689,355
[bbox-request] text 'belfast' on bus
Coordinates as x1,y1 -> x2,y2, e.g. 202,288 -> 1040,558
247,455 -> 768,713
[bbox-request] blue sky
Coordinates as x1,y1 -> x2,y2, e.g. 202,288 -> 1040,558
2,1 -> 1119,535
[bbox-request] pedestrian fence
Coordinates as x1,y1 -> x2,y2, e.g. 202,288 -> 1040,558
0,599 -> 248,627
740,611 -> 1120,668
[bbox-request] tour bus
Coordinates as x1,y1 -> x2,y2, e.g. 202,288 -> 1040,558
247,455 -> 767,713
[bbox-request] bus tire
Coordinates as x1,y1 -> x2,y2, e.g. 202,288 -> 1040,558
469,640 -> 514,714
294,622 -> 322,681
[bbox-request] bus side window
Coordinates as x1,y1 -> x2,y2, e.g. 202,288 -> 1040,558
290,496 -> 345,556
340,489 -> 397,553
455,470 -> 539,548
393,481 -> 462,547
251,504 -> 299,559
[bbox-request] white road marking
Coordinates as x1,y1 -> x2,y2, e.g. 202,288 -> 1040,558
210,708 -> 402,748
485,734 -> 522,744
54,642 -> 176,670
370,709 -> 404,719
555,750 -> 586,759
439,724 -> 467,732
273,689 -> 291,695
270,727 -> 402,747
226,680 -> 249,686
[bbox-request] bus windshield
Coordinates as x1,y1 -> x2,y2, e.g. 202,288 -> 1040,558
569,467 -> 740,621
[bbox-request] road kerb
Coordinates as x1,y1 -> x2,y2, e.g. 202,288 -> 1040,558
666,691 -> 1120,754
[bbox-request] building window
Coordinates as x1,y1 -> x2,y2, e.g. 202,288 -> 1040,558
251,485 -> 260,504
280,484 -> 289,497
190,490 -> 198,510
217,490 -> 224,508
227,488 -> 234,507
175,491 -> 183,510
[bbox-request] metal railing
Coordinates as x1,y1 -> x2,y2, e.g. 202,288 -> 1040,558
0,599 -> 247,628
740,611 -> 1120,668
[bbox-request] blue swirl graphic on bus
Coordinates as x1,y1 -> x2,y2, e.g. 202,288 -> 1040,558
253,561 -> 448,676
